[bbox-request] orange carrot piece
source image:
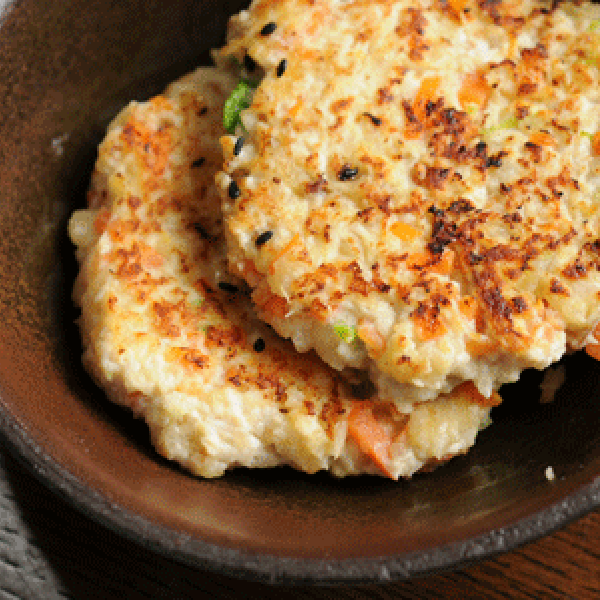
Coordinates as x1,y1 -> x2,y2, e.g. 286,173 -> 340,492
347,402 -> 395,479
586,343 -> 600,361
447,0 -> 468,14
357,320 -> 386,355
414,76 -> 441,121
592,133 -> 600,156
408,249 -> 454,275
269,233 -> 300,274
94,208 -> 111,235
459,296 -> 477,320
390,221 -> 420,242
454,381 -> 503,407
458,72 -> 490,111
529,131 -> 557,148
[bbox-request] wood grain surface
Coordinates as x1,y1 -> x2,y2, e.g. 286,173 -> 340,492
0,450 -> 598,600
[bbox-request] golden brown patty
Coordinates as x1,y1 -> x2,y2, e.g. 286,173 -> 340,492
216,0 -> 600,402
68,66 -> 493,479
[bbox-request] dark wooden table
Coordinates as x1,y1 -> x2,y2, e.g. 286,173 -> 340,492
1,450 -> 598,600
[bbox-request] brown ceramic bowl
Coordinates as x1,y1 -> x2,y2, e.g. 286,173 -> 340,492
0,0 -> 599,585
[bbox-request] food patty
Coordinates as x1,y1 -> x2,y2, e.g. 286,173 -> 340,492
68,66 -> 493,479
216,0 -> 600,402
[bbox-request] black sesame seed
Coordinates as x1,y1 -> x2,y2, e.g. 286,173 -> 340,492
338,166 -> 359,181
253,338 -> 266,352
486,155 -> 502,168
192,157 -> 205,168
255,230 -> 274,247
243,53 -> 257,72
228,180 -> 241,199
260,22 -> 277,36
233,137 -> 244,156
218,282 -> 239,293
363,112 -> 382,126
276,58 -> 287,77
199,106 -> 208,115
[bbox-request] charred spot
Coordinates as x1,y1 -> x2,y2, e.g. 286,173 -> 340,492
500,183 -> 512,194
550,278 -> 569,295
521,43 -> 548,61
192,157 -> 205,168
413,164 -> 451,190
524,141 -> 542,163
511,297 -> 528,313
428,205 -> 458,253
305,174 -> 328,193
442,108 -> 457,125
468,252 -> 483,265
562,259 -> 587,279
475,141 -> 487,158
518,82 -> 538,95
402,100 -> 419,124
503,212 -> 522,224
584,239 -> 600,254
482,244 -> 523,262
205,325 -> 245,348
448,198 -> 475,214
378,87 -> 394,104
480,286 -> 512,320
184,350 -> 209,369
485,152 -> 506,168
516,105 -> 529,120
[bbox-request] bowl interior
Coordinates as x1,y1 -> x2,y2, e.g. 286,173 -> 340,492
0,0 -> 599,583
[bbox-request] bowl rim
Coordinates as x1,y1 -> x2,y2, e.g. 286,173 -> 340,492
1,402 -> 599,585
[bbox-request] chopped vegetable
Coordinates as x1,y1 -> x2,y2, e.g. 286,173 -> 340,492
455,381 -> 503,407
458,72 -> 491,112
592,132 -> 600,156
347,402 -> 394,479
590,19 -> 600,31
223,81 -> 257,134
413,76 -> 441,121
528,131 -> 557,148
482,116 -> 518,135
390,221 -> 419,242
333,322 -> 357,344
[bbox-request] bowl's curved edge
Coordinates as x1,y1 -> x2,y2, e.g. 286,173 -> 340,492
0,402 -> 598,586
